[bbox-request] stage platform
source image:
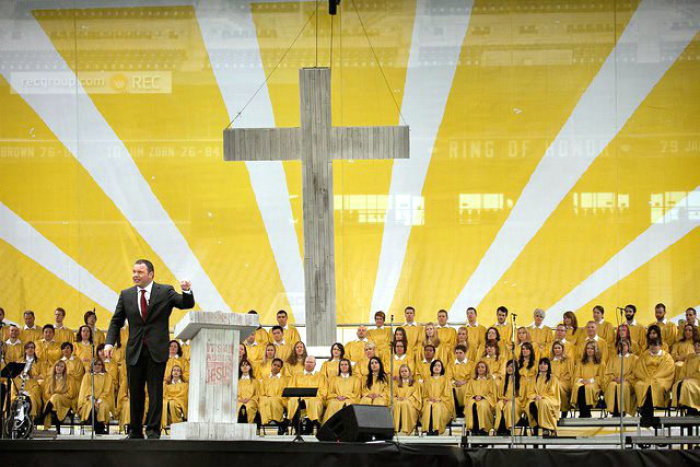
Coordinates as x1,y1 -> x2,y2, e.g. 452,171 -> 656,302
1,439 -> 699,467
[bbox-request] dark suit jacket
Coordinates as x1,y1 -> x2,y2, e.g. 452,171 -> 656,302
106,282 -> 195,366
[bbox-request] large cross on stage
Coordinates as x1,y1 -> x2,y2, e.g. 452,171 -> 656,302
223,67 -> 409,346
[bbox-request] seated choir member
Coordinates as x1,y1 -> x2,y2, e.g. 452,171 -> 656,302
415,344 -> 438,383
74,325 -> 95,372
393,327 -> 413,361
483,339 -> 505,380
285,341 -> 308,377
562,311 -> 582,349
420,359 -> 453,435
367,311 -> 391,359
258,358 -> 290,434
244,331 -> 265,364
464,361 -> 496,435
549,340 -> 574,417
83,310 -> 105,347
13,342 -> 43,419
346,326 -> 371,363
518,342 -> 538,383
672,324 -> 698,364
645,325 -> 668,352
237,359 -> 260,424
450,344 -> 474,417
270,326 -> 292,362
525,358 -> 560,437
324,358 -> 361,423
255,343 -> 277,379
78,359 -> 113,434
615,324 -> 640,356
495,360 -> 525,436
393,364 -> 421,435
36,324 -> 61,370
633,338 -> 675,418
356,341 -> 386,380
515,328 -> 539,363
675,340 -> 700,414
59,342 -> 85,390
603,339 -> 638,417
360,357 -> 390,406
420,323 -> 448,364
40,359 -> 78,432
287,356 -> 325,433
165,340 -> 190,382
572,341 -> 605,418
391,339 -> 414,378
4,325 -> 24,363
478,328 -> 503,360
529,308 -> 553,356
162,364 -> 188,428
320,343 -> 345,380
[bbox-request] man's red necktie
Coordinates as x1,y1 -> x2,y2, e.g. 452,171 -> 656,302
140,289 -> 148,321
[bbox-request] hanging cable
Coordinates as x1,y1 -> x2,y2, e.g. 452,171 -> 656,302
349,0 -> 407,126
225,8 -> 318,129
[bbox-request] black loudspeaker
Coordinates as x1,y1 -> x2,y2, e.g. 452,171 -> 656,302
316,404 -> 394,442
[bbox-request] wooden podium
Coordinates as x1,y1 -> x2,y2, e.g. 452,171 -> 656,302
170,311 -> 258,440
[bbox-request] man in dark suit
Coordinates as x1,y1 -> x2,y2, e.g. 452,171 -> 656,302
105,259 -> 195,439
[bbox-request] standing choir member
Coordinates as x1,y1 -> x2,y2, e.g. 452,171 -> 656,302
529,309 -> 552,355
492,306 -> 513,350
526,358 -> 560,437
52,307 -> 74,348
420,360 -> 453,435
244,332 -> 265,365
272,310 -> 301,347
345,326 -> 371,363
562,311 -> 582,350
402,307 -> 423,355
436,310 -> 457,353
592,305 -> 615,348
393,364 -> 421,434
464,361 -> 496,435
74,325 -> 95,372
465,308 -> 486,362
368,311 -> 391,360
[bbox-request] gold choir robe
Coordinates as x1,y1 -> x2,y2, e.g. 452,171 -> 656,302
245,342 -> 265,364
258,373 -> 289,424
676,353 -> 700,410
529,325 -> 553,355
237,376 -> 260,423
525,374 -> 560,431
20,327 -> 42,346
603,353 -> 638,415
324,375 -> 361,423
53,326 -> 74,347
36,339 -> 62,368
465,324 -> 486,361
360,375 -> 390,406
420,375 -> 453,434
449,359 -> 475,410
576,336 -> 609,363
320,359 -> 341,380
42,375 -> 78,424
165,356 -> 190,382
78,372 -> 114,422
403,324 -> 424,355
74,342 -> 95,371
393,380 -> 421,434
572,361 -> 605,407
436,326 -> 457,355
367,327 -> 391,358
345,339 -> 371,364
494,375 -> 526,431
4,340 -> 24,363
464,376 -> 496,432
550,357 -> 574,412
633,350 -> 675,408
287,371 -> 325,422
162,380 -> 188,427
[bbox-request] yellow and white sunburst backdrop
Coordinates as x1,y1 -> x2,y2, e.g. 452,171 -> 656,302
0,0 -> 698,332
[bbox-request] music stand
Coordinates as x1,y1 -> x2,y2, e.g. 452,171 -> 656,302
281,387 -> 318,442
1,363 -> 26,439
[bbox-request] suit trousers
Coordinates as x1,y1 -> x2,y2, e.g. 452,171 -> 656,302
128,347 -> 166,435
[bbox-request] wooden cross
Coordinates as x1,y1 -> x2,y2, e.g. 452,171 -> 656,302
223,67 -> 409,346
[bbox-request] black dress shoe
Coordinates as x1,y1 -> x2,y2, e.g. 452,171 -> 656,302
126,433 -> 145,440
146,431 -> 161,439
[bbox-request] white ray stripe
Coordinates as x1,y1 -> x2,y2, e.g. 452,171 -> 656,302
194,1 -> 306,323
672,305 -> 699,325
370,0 -> 473,319
449,0 -> 700,320
0,202 -> 118,311
544,188 -> 700,326
0,14 -> 229,311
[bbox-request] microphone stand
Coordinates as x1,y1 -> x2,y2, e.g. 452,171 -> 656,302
616,307 -> 625,450
510,313 -> 517,448
389,314 -> 395,429
90,340 -> 96,440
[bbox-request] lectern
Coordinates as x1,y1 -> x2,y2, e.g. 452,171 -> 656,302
170,311 -> 258,440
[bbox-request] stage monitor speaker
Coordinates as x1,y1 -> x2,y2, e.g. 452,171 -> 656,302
316,404 -> 394,442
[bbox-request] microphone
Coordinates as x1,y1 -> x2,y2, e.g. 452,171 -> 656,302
511,313 -> 518,318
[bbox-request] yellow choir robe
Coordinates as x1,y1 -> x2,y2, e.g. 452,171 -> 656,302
418,341 -> 450,367
525,374 -> 561,431
633,350 -> 675,408
12,364 -> 43,417
63,355 -> 86,389
651,320 -> 677,350
1,324 -> 10,341
529,325 -> 553,355
676,353 -> 700,410
355,355 -> 390,381
414,359 -> 436,384
389,354 -> 415,380
464,376 -> 496,433
320,359 -> 341,380
166,356 -> 190,382
449,359 -> 475,410
253,327 -> 269,346
283,360 -> 305,378
42,375 -> 78,425
420,375 -> 453,434
162,379 -> 188,427
493,323 -> 513,350
78,372 -> 114,423
572,361 -> 605,407
494,375 -> 526,431
603,353 -> 638,415
515,344 -> 540,366
483,355 -> 506,381
245,342 -> 265,364
345,339 -> 372,364
74,342 -> 95,371
595,320 -> 616,348
367,327 -> 392,359
272,341 -> 292,363
237,375 -> 260,423
550,357 -> 574,412
287,371 -> 325,422
549,339 -> 575,360
565,328 -> 583,350
91,327 -> 106,347
672,340 -> 696,363
625,322 -> 646,354
576,336 -> 609,363
324,374 -> 361,423
272,326 -> 301,349
393,380 -> 421,434
258,373 -> 289,424
436,326 -> 457,355
255,360 -> 274,380
116,365 -> 130,430
465,324 -> 486,361
4,340 -> 24,363
20,327 -> 42,346
360,374 -> 390,406
103,358 -> 120,406
403,324 -> 424,355
53,326 -> 74,347
518,362 -> 538,389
